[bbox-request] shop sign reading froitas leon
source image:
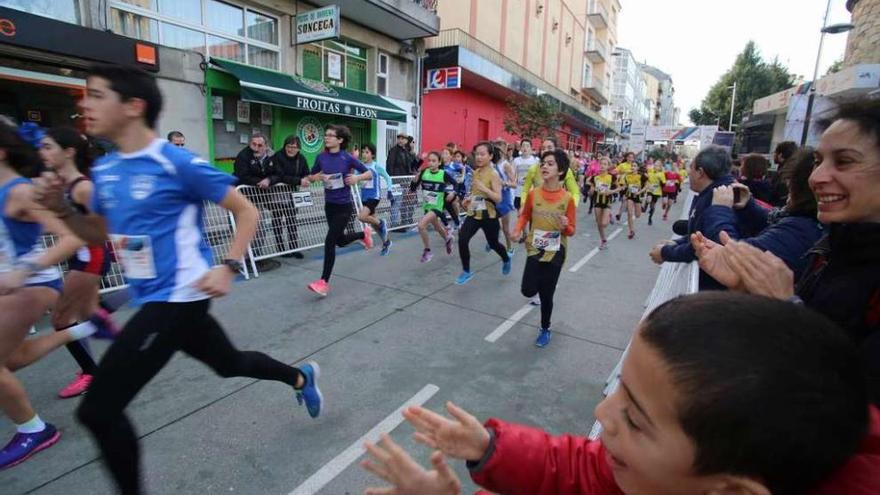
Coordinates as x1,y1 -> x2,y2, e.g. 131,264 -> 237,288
294,5 -> 340,45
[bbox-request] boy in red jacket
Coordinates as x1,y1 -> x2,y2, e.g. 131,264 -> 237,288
362,292 -> 879,495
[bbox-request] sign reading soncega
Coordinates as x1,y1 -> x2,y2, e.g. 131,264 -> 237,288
294,5 -> 339,45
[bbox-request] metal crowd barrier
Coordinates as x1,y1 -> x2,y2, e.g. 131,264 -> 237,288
40,199 -> 247,295
589,190 -> 699,439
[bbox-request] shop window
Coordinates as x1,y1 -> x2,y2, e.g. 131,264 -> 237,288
1,0 -> 82,24
110,0 -> 279,69
377,53 -> 389,96
303,39 -> 369,92
211,94 -> 271,160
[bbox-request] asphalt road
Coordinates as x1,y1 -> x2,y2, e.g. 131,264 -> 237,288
2,195 -> 686,495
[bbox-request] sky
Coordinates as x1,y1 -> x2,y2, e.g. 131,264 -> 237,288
616,0 -> 852,125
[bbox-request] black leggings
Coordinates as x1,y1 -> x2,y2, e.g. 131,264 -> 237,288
76,300 -> 302,495
521,257 -> 562,329
60,330 -> 98,374
322,202 -> 364,281
458,216 -> 509,272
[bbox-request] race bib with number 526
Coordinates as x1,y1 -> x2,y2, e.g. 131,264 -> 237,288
532,229 -> 561,252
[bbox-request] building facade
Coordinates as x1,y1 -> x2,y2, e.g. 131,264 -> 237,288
421,0 -> 617,153
0,0 -> 439,168
639,63 -> 675,126
610,47 -> 648,126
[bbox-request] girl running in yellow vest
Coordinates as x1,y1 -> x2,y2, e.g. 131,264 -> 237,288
410,151 -> 456,262
455,142 -> 511,285
512,149 -> 576,347
589,157 -> 620,250
644,159 -> 665,226
620,159 -> 647,239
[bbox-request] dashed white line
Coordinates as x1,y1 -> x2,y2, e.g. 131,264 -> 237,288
484,304 -> 536,343
288,384 -> 440,495
568,228 -> 623,273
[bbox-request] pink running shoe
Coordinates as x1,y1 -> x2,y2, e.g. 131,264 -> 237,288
445,234 -> 454,255
58,372 -> 93,399
420,249 -> 433,263
362,226 -> 374,250
307,279 -> 330,296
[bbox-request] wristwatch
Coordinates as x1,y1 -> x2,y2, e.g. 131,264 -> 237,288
222,259 -> 243,274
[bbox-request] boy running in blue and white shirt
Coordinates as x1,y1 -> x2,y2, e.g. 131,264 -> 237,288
356,143 -> 393,255
441,148 -> 464,231
35,64 -> 323,495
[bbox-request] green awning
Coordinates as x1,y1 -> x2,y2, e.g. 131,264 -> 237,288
211,58 -> 407,122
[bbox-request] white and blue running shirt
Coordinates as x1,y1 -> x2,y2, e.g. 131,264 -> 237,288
91,139 -> 235,305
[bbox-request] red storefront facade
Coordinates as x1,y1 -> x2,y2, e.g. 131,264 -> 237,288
421,46 -> 606,154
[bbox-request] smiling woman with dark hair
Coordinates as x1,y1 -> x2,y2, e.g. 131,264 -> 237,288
692,97 -> 880,404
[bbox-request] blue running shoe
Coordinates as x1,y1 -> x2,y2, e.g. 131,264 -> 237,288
502,259 -> 512,275
535,328 -> 552,348
378,219 -> 389,243
295,361 -> 323,419
455,271 -> 474,285
380,240 -> 392,256
0,424 -> 61,470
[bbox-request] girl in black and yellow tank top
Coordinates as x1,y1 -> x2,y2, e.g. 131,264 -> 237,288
590,157 -> 620,250
512,150 -> 576,347
455,142 -> 511,285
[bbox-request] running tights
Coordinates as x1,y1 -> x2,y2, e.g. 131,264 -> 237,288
322,201 -> 365,281
521,257 -> 562,329
76,300 -> 302,495
60,331 -> 98,374
458,216 -> 509,272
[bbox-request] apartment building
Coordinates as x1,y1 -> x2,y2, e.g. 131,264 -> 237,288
422,0 -> 619,152
0,0 -> 439,167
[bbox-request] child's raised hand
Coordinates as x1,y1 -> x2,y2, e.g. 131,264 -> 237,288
362,434 -> 461,495
403,402 -> 490,462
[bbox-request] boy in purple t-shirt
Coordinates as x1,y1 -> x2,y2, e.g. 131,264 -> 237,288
304,124 -> 373,296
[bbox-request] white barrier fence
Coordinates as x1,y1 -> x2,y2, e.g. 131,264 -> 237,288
589,190 -> 699,439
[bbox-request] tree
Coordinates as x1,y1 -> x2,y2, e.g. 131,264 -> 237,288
503,94 -> 562,141
689,42 -> 795,131
826,58 -> 844,75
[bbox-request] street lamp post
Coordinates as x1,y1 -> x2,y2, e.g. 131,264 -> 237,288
800,0 -> 855,145
728,81 -> 737,131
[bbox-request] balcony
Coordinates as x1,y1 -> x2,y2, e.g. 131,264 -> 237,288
587,1 -> 609,29
306,0 -> 439,40
582,75 -> 608,104
586,37 -> 607,63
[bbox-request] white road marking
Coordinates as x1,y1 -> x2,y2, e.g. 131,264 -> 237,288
485,304 -> 536,343
288,384 -> 440,495
568,228 -> 623,273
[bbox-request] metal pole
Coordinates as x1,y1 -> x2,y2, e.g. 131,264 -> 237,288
728,81 -> 737,131
801,0 -> 832,146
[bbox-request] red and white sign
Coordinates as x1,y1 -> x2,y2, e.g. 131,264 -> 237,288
426,67 -> 461,90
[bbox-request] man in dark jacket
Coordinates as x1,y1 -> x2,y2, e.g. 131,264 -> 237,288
233,134 -> 283,256
386,133 -> 418,226
649,146 -> 751,290
269,136 -> 311,259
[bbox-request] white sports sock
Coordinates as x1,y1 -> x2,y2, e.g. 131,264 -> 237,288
67,321 -> 98,340
17,415 -> 46,434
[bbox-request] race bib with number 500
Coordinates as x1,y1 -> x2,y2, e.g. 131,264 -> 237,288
110,234 -> 157,279
532,229 -> 561,252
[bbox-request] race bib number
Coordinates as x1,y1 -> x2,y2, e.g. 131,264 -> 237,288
666,180 -> 676,188
650,184 -> 659,192
598,183 -> 609,193
292,191 -> 313,208
629,185 -> 640,194
470,196 -> 487,211
390,184 -> 403,197
362,178 -> 374,189
532,229 -> 561,252
110,234 -> 157,279
324,173 -> 345,190
424,191 -> 440,205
